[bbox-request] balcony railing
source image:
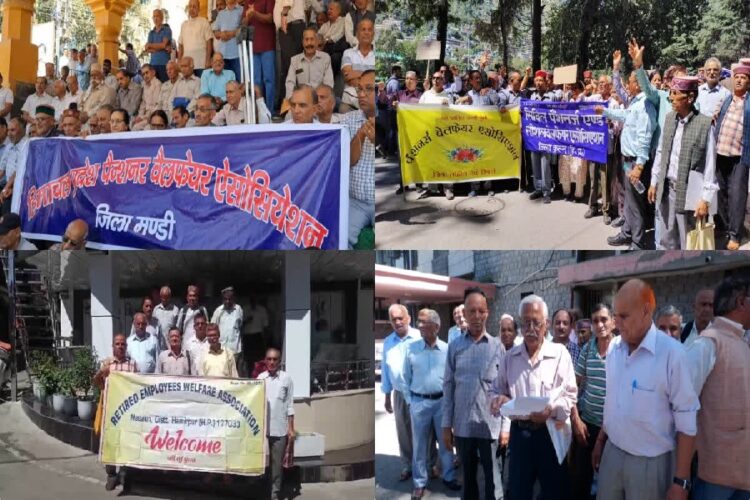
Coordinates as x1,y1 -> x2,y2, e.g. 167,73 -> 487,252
311,359 -> 373,394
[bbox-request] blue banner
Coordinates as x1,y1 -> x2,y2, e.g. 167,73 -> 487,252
520,100 -> 609,163
16,125 -> 349,249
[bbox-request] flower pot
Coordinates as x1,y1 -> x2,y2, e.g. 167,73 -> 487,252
52,393 -> 66,413
63,396 -> 77,416
77,399 -> 94,420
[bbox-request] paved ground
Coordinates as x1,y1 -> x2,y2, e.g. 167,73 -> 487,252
375,157 -> 750,250
0,402 -> 373,500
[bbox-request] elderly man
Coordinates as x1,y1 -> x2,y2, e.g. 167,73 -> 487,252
153,286 -> 179,335
340,18 -> 375,113
200,323 -> 239,377
403,309 -> 459,499
185,312 -> 210,376
288,84 -> 318,124
696,57 -> 731,118
686,277 -> 750,499
93,333 -> 139,492
80,64 -> 116,123
214,81 -> 247,125
382,304 -> 420,480
115,69 -> 143,119
598,68 -> 657,249
492,295 -> 577,500
213,0 -> 243,79
552,308 -> 580,363
102,59 -> 117,89
593,279 -> 699,500
60,218 -> 88,249
656,305 -> 683,340
285,27 -> 334,101
344,0 -> 375,48
258,347 -> 295,500
178,0 -> 214,76
193,94 -> 218,126
201,53 -> 236,102
177,285 -> 209,343
681,289 -> 714,347
172,106 -> 191,128
342,69 -> 376,248
497,70 -> 526,108
499,314 -> 520,350
132,64 -> 161,130
51,79 -> 70,121
275,0 -> 320,98
447,304 -> 465,344
0,212 -> 37,250
0,72 -> 13,119
417,71 -> 455,199
35,105 -> 60,138
714,61 -> 750,250
96,105 -> 113,134
129,296 -> 165,350
170,57 -> 202,113
21,77 -> 54,124
211,286 -> 244,372
316,84 -> 343,124
126,312 -> 160,374
647,76 -> 717,249
75,49 -> 91,90
155,328 -> 191,375
0,117 -> 29,212
443,288 -> 505,500
144,9 -> 172,82
159,61 -> 180,115
528,70 -> 561,204
60,110 -> 82,137
65,75 -> 83,107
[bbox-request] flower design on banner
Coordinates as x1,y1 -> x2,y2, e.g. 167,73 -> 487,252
447,147 -> 483,163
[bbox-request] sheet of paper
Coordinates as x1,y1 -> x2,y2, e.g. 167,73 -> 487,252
499,396 -> 549,418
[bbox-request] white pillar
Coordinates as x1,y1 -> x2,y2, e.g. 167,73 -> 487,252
59,288 -> 74,347
89,254 -> 119,361
284,252 -> 310,398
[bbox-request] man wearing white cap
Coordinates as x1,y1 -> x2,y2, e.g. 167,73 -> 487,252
80,63 -> 116,123
648,75 -> 718,249
714,60 -> 750,250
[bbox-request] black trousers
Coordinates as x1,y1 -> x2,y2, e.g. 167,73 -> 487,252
716,154 -> 748,243
508,422 -> 569,500
569,420 -> 600,500
278,22 -> 305,97
456,436 -> 497,500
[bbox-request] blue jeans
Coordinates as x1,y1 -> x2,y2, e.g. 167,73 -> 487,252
694,478 -> 750,500
531,152 -> 552,195
253,50 -> 276,114
409,396 -> 454,489
224,57 -> 241,82
348,197 -> 373,248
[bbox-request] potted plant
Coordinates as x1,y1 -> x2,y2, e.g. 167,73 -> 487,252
51,365 -> 67,413
29,351 -> 55,401
71,347 -> 98,420
59,368 -> 78,416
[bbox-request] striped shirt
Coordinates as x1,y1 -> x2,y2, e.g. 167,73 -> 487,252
717,94 -> 745,157
575,336 -> 616,426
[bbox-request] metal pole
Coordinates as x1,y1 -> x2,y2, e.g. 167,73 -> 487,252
248,41 -> 256,125
9,251 -> 17,402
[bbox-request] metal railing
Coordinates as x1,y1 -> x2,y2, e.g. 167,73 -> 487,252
311,359 -> 373,394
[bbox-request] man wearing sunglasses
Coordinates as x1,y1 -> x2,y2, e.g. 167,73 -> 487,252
60,219 -> 89,250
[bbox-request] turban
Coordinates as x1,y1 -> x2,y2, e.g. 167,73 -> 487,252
35,105 -> 55,117
670,76 -> 700,92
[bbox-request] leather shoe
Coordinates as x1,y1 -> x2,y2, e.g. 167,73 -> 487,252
105,475 -> 118,491
584,207 -> 599,219
412,487 -> 425,499
611,216 -> 625,228
443,479 -> 462,491
603,213 -> 612,225
399,469 -> 412,481
543,195 -> 551,204
529,191 -> 543,200
607,233 -> 632,246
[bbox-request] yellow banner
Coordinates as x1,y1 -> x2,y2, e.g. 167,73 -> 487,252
397,104 -> 522,184
100,372 -> 266,475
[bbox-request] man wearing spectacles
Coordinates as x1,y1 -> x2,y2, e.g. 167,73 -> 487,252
59,219 -> 88,250
696,57 -> 730,118
193,94 -> 218,126
491,294 -> 577,500
132,64 -> 162,131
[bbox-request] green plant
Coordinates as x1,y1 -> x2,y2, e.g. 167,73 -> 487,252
71,347 -> 98,400
30,352 -> 60,395
57,367 -> 76,397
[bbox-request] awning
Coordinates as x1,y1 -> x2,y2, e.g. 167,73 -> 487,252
375,264 -> 496,304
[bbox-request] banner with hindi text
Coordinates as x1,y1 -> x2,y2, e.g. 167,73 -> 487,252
14,124 -> 349,249
397,104 -> 521,184
520,100 -> 609,163
100,372 -> 266,475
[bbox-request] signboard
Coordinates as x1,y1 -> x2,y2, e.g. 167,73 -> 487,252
14,124 -> 350,249
416,41 -> 442,61
100,372 -> 266,475
553,64 -> 578,85
397,104 -> 521,184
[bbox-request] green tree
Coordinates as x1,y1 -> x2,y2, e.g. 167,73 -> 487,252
695,0 -> 750,65
475,0 -> 530,69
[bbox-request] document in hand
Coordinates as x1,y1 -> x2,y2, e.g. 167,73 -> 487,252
499,396 -> 549,418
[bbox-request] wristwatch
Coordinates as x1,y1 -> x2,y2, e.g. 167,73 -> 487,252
673,477 -> 691,490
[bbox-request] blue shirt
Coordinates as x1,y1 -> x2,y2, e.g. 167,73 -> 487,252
467,88 -> 498,106
604,92 -> 656,165
381,327 -> 420,394
201,69 -> 237,100
635,67 -> 668,152
213,6 -> 243,59
148,24 -> 173,66
403,338 -> 448,404
126,332 -> 159,374
696,82 -> 731,118
76,59 -> 91,91
447,326 -> 463,344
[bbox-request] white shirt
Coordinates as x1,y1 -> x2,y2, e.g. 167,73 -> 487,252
258,370 -> 295,437
185,336 -> 210,376
685,317 -> 743,395
21,93 -> 54,117
211,304 -> 244,354
0,87 -> 13,112
603,324 -> 700,457
682,321 -> 701,350
341,46 -> 375,73
419,88 -> 453,105
178,16 -> 214,69
244,303 -> 269,335
273,0 -> 322,29
153,302 -> 179,336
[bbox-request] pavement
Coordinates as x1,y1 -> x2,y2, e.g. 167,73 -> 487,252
375,157 -> 750,250
0,402 -> 373,500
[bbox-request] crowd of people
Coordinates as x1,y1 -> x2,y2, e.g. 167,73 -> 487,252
381,278 -> 750,500
91,284 -> 290,497
0,0 -> 376,247
377,41 -> 750,250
